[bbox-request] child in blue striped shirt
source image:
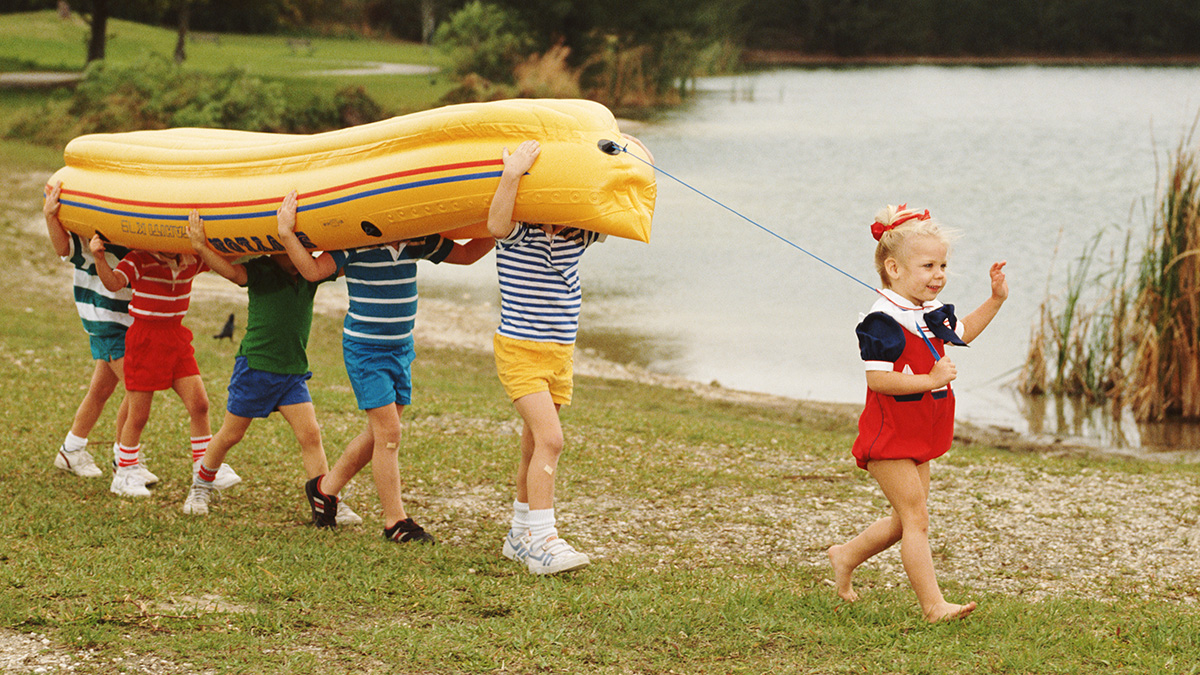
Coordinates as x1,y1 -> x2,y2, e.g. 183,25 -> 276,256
486,136 -> 651,575
277,190 -> 492,543
44,181 -> 133,479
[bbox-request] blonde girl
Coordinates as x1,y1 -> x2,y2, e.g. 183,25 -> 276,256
828,204 -> 1007,622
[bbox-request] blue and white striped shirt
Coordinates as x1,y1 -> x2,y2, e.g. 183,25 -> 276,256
64,232 -> 132,338
495,224 -> 600,344
329,235 -> 454,346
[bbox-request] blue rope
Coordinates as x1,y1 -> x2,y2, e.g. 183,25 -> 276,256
614,142 -> 943,362
614,142 -> 877,293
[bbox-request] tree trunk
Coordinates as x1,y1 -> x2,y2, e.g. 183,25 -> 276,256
174,2 -> 191,64
86,0 -> 109,63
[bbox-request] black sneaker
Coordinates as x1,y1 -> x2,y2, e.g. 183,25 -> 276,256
383,517 -> 436,544
305,475 -> 338,528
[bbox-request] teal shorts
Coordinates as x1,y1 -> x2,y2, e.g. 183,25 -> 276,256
88,333 -> 126,362
343,338 -> 415,410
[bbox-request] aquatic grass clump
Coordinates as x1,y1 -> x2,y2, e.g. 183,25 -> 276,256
1022,125 -> 1200,422
1019,229 -> 1130,402
1130,134 -> 1200,420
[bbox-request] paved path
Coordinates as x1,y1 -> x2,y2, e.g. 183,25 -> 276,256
0,72 -> 82,88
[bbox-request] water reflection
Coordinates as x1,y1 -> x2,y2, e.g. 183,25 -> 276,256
1018,392 -> 1200,461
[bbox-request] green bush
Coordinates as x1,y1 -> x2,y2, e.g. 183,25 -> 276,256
3,54 -> 388,147
433,1 -> 534,84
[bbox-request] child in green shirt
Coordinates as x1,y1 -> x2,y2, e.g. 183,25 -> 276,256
183,209 -> 361,524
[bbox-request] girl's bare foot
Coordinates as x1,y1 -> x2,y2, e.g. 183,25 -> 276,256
924,601 -> 977,623
827,545 -> 859,602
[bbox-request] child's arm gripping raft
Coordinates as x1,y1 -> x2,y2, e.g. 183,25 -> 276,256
46,99 -> 656,256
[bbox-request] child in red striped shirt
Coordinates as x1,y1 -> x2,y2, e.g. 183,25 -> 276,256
90,232 -> 239,497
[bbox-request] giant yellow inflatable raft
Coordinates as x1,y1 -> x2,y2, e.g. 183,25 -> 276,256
48,99 -> 656,255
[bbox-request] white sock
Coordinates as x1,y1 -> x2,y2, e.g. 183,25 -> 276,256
117,443 -> 140,468
190,435 -> 212,463
510,500 -> 530,532
63,432 -> 87,452
528,508 -> 556,544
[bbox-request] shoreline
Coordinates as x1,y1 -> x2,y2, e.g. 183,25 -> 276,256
13,167 -> 1173,463
740,50 -> 1200,68
218,274 -> 1105,461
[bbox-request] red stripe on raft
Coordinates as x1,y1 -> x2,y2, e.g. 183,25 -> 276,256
59,159 -> 504,210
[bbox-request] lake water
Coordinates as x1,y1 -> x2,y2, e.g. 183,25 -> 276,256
424,66 -> 1200,456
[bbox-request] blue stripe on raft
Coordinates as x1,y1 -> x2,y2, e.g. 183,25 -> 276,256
58,170 -> 504,222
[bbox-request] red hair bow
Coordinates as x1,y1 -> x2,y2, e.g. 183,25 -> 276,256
870,203 -> 931,241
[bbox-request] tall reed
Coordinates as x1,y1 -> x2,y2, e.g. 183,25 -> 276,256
1021,126 -> 1200,422
1129,132 -> 1200,420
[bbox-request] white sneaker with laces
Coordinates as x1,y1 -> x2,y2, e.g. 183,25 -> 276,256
336,501 -> 364,526
182,483 -> 214,515
194,461 -> 242,490
502,528 -> 531,563
110,465 -> 151,497
55,445 -> 103,477
525,535 -> 590,575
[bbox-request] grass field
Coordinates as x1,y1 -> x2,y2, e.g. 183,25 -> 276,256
3,13 -> 1200,672
3,142 -> 1200,673
0,10 -> 453,119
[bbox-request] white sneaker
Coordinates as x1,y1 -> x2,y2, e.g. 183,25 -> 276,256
182,483 -> 214,516
194,461 -> 242,490
55,445 -> 103,477
110,465 -> 151,497
525,535 -> 590,575
502,528 -> 531,563
111,444 -> 158,485
336,501 -> 363,526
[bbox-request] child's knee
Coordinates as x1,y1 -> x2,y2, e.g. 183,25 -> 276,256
293,425 -> 322,450
189,397 -> 210,419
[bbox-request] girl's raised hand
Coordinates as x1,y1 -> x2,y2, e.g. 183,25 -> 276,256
989,261 -> 1008,302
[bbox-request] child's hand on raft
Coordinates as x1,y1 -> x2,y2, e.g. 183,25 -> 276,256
186,210 -> 207,251
87,234 -> 106,256
44,181 -> 62,221
277,190 -> 299,236
989,261 -> 1008,303
502,140 -> 540,178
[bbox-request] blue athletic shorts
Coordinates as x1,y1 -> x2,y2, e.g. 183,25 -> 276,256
225,356 -> 314,419
343,339 -> 415,410
88,333 -> 126,362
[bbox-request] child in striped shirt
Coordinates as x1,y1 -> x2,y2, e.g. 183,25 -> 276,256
90,234 -> 238,497
44,181 -> 131,479
277,190 -> 492,544
487,136 -> 651,575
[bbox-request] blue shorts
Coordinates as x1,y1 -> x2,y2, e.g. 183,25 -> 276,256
88,333 -> 126,362
225,356 -> 313,419
344,339 -> 415,410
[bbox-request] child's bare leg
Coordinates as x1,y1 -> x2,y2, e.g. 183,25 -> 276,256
869,459 -> 975,622
323,424 -> 373,494
107,359 -> 127,446
513,420 -> 535,505
365,403 -> 407,527
200,412 -> 252,471
172,374 -> 211,439
69,360 -> 121,439
278,402 -> 328,479
512,392 -> 563,511
828,512 -> 903,602
119,390 -> 154,448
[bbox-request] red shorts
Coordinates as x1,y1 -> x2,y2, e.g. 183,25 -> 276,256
124,321 -> 200,392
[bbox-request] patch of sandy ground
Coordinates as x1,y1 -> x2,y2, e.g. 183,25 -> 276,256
7,172 -> 1200,671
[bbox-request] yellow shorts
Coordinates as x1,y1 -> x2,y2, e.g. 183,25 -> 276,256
493,334 -> 574,405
